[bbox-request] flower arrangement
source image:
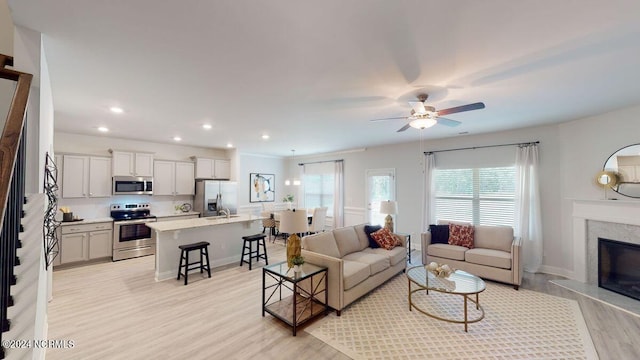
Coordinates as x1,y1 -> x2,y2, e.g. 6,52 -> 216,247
426,262 -> 454,278
283,194 -> 294,203
291,255 -> 305,266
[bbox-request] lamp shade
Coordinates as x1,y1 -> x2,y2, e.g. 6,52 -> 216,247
278,210 -> 308,234
379,200 -> 397,215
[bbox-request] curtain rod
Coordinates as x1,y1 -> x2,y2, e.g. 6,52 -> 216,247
423,141 -> 539,155
297,159 -> 344,166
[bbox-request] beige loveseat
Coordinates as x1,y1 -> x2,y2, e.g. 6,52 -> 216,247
421,221 -> 523,289
301,224 -> 407,315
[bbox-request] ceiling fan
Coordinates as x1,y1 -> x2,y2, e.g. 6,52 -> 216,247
370,94 -> 485,132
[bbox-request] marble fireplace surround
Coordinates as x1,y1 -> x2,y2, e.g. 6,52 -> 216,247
572,200 -> 640,283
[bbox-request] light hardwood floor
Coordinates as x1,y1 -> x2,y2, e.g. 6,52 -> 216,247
47,244 -> 640,360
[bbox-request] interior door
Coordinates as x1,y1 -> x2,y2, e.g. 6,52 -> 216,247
366,168 -> 396,226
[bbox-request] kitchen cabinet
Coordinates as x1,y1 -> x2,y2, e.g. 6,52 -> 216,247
62,155 -> 111,198
153,160 -> 195,195
57,222 -> 113,265
194,158 -> 230,179
111,150 -> 154,177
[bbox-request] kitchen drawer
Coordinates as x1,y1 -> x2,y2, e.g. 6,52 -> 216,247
61,222 -> 113,234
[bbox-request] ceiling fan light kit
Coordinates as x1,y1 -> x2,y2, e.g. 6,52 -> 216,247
409,118 -> 437,129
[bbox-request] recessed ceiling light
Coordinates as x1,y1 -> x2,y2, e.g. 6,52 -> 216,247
226,143 -> 233,148
97,126 -> 109,132
173,136 -> 182,141
110,106 -> 124,114
262,134 -> 270,140
202,124 -> 212,130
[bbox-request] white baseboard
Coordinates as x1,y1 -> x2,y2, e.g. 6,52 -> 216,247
538,264 -> 575,279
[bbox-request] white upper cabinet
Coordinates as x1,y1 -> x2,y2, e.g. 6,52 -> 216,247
62,155 -> 111,198
195,158 -> 230,179
153,160 -> 195,196
111,150 -> 154,177
175,162 -> 195,195
62,155 -> 88,198
89,157 -> 112,197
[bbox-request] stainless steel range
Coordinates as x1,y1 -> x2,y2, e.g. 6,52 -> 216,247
111,203 -> 157,261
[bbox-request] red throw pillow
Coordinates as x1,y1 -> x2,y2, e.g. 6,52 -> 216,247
448,224 -> 474,249
371,228 -> 400,250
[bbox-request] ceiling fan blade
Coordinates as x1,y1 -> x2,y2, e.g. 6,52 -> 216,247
369,117 -> 407,122
436,117 -> 462,127
437,102 -> 485,116
396,123 -> 411,132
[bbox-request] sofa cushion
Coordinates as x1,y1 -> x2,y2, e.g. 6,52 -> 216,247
363,225 -> 382,248
474,225 -> 514,252
427,243 -> 467,261
353,223 -> 371,250
465,248 -> 512,269
343,252 -> 390,275
333,226 -> 363,257
370,228 -> 400,250
448,224 -> 475,249
429,224 -> 449,244
343,260 -> 371,290
362,246 -> 406,266
302,231 -> 341,259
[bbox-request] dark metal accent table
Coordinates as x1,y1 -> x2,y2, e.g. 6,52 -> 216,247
396,232 -> 412,263
262,261 -> 328,336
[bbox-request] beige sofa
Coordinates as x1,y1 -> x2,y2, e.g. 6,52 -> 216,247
421,221 -> 523,289
301,224 -> 407,315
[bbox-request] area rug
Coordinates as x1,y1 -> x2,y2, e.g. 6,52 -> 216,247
306,275 -> 598,360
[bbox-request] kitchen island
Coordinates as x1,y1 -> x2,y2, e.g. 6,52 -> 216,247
146,214 -> 266,281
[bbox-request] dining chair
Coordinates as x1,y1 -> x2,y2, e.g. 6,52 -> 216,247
308,207 -> 328,234
261,211 -> 277,242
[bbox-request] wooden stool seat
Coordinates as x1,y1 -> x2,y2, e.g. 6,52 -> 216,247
240,234 -> 268,270
177,241 -> 211,285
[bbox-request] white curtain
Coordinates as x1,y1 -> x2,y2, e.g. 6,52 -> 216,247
421,153 -> 436,232
515,143 -> 543,273
333,160 -> 345,228
296,164 -> 305,209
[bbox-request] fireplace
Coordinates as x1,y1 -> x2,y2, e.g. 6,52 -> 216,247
598,237 -> 640,301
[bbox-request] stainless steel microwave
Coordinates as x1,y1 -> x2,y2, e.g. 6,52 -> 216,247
112,176 -> 153,195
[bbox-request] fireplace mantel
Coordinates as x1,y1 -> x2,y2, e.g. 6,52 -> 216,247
572,199 -> 640,282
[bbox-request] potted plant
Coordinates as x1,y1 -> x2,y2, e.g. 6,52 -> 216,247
283,194 -> 295,209
291,255 -> 305,273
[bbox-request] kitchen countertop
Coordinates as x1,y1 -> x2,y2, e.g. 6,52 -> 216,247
147,214 -> 266,232
60,217 -> 113,226
154,211 -> 200,218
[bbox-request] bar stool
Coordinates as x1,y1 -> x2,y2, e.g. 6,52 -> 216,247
177,241 -> 211,285
239,234 -> 268,270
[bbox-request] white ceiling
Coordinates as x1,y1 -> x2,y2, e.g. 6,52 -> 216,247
8,0 -> 640,156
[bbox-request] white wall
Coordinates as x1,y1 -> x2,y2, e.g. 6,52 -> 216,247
558,105 -> 640,278
0,0 -> 12,56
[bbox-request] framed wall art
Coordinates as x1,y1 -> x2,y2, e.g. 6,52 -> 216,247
250,173 -> 275,202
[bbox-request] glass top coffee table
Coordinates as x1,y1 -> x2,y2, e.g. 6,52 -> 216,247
406,265 -> 486,332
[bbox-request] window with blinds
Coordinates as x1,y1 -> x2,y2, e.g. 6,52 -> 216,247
433,166 -> 515,227
303,173 -> 334,216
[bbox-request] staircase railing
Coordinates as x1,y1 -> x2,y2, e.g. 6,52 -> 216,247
0,54 -> 33,360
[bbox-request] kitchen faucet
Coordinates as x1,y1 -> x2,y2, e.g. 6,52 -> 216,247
219,208 -> 230,219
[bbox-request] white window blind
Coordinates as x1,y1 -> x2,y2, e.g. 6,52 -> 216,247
303,163 -> 335,216
433,166 -> 515,227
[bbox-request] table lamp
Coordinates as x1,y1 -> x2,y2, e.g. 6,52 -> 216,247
278,209 -> 308,268
380,200 -> 397,232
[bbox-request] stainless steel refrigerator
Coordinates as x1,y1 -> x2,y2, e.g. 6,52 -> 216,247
194,180 -> 238,217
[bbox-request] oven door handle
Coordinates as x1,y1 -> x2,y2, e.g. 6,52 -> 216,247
116,219 -> 156,225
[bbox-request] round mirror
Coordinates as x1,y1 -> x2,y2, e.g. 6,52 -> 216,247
603,143 -> 640,198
